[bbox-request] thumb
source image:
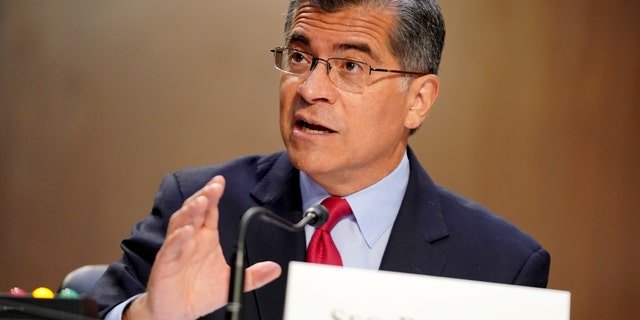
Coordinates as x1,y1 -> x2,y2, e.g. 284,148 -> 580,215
243,261 -> 282,291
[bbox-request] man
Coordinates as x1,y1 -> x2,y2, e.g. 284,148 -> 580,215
92,0 -> 550,319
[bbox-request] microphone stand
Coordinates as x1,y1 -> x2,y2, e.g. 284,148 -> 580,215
225,205 -> 328,320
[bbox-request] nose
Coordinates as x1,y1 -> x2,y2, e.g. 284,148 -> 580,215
297,59 -> 337,104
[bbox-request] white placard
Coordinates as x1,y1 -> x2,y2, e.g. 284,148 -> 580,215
284,262 -> 570,320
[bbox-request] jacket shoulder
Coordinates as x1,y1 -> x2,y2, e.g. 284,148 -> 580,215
171,151 -> 287,198
434,185 -> 550,286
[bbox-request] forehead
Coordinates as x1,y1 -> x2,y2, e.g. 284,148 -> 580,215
287,3 -> 397,62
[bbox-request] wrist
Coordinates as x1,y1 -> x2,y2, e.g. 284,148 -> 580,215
123,293 -> 154,320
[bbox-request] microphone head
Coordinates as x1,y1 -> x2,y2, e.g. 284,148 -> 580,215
305,204 -> 329,227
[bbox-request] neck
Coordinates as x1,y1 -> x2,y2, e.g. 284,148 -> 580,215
309,148 -> 407,197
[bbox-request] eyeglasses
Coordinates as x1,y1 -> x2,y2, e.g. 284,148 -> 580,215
270,47 -> 428,93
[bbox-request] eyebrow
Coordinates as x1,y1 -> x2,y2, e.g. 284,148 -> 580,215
287,32 -> 380,63
287,33 -> 310,46
335,43 -> 372,56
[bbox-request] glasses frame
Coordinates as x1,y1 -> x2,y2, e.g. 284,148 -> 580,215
270,47 -> 429,91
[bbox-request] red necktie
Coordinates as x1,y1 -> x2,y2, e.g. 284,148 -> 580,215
306,196 -> 353,266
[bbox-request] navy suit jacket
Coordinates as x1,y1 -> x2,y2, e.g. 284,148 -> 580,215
92,147 -> 550,319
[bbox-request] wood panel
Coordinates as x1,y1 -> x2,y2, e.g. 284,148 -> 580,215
1,1 -> 638,319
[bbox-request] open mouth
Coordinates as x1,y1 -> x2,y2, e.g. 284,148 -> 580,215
296,120 -> 335,134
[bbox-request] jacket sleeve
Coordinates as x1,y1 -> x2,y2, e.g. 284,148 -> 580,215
91,173 -> 186,318
513,248 -> 551,288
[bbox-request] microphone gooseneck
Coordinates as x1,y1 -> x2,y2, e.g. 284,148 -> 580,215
225,205 -> 329,320
300,204 -> 329,228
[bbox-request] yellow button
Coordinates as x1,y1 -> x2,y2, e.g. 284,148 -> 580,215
32,287 -> 55,299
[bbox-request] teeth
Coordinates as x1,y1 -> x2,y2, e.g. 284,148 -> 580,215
301,126 -> 330,134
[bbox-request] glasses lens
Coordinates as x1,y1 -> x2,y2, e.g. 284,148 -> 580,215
274,48 -> 311,74
271,48 -> 368,93
328,58 -> 369,93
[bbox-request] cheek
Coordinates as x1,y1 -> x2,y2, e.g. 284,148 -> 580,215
279,79 -> 297,118
280,76 -> 300,97
280,76 -> 302,104
349,101 -> 408,146
357,95 -> 407,129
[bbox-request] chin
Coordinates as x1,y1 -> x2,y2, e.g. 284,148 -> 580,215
287,148 -> 330,174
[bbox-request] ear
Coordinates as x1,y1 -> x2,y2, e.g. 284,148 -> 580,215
404,74 -> 440,130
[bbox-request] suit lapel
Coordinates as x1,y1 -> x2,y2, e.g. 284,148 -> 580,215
244,152 -> 306,320
380,147 -> 449,276
239,149 -> 451,318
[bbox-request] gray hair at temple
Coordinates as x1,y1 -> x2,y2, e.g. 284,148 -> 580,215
284,0 -> 446,76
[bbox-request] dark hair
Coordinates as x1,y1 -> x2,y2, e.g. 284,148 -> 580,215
284,0 -> 445,75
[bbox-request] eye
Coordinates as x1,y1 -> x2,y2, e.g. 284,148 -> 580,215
343,60 -> 364,73
289,51 -> 308,64
334,59 -> 368,76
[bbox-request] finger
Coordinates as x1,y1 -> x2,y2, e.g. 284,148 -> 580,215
167,193 -> 207,234
243,261 -> 282,292
183,175 -> 224,204
166,176 -> 224,234
155,224 -> 195,265
202,176 -> 225,231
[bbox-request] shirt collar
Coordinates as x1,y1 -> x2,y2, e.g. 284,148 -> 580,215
300,151 -> 410,248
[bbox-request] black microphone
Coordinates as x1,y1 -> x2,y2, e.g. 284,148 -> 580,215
225,205 -> 329,320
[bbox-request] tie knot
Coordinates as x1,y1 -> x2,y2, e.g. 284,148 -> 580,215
319,196 -> 352,231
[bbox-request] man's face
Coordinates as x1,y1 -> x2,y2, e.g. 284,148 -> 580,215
279,3 -> 433,196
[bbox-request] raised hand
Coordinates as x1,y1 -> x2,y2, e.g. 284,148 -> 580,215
124,175 -> 282,320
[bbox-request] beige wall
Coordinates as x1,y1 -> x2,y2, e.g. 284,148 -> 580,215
1,1 -> 638,319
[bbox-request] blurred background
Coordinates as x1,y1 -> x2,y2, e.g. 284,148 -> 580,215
1,1 -> 638,319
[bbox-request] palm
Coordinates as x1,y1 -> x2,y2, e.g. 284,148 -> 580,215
127,176 -> 281,320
